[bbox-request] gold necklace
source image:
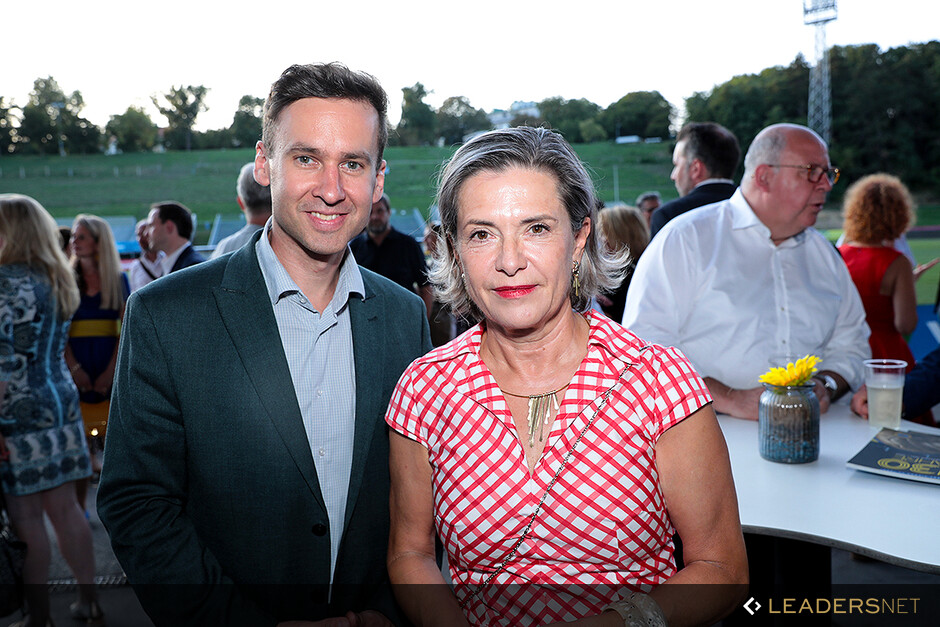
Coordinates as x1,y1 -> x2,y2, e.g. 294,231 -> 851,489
501,384 -> 568,446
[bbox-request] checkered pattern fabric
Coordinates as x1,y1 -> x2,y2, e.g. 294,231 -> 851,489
386,312 -> 712,624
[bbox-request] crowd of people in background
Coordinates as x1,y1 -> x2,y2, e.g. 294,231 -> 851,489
2,59 -> 940,627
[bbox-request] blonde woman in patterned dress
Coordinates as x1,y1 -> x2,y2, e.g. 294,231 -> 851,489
0,195 -> 104,626
386,128 -> 747,627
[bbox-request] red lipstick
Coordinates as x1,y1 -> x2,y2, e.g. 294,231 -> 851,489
494,285 -> 536,298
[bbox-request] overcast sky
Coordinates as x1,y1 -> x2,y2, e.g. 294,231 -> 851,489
4,0 -> 936,132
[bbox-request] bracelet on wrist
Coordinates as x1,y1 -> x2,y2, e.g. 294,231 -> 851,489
812,373 -> 838,399
69,363 -> 82,374
603,591 -> 667,627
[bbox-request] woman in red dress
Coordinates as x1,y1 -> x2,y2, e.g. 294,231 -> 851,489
838,173 -> 917,370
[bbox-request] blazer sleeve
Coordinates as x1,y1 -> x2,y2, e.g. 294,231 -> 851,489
96,292 -> 276,627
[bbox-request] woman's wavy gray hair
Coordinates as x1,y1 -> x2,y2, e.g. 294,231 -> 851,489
430,126 -> 628,320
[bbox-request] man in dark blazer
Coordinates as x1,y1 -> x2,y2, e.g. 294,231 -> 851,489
649,122 -> 740,238
98,63 -> 431,626
145,200 -> 206,272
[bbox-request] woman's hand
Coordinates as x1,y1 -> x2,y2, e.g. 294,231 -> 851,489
914,258 -> 939,281
71,367 -> 93,393
93,371 -> 114,397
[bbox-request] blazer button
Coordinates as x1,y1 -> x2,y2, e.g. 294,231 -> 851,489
311,523 -> 327,536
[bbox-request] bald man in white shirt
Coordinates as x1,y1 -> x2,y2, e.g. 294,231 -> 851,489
623,123 -> 870,420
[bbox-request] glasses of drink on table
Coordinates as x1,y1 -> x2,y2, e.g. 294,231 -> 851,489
863,359 -> 907,430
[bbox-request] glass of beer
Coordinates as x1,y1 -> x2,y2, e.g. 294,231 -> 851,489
863,359 -> 907,430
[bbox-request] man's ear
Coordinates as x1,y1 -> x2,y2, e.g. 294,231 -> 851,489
373,160 -> 387,203
752,164 -> 773,193
690,158 -> 707,184
254,141 -> 272,187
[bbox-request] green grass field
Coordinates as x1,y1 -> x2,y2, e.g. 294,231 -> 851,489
3,141 -> 940,303
0,142 -> 678,221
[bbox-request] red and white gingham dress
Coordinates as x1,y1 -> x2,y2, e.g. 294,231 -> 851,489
386,312 -> 711,625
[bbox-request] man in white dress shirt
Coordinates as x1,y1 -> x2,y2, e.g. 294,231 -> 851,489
127,218 -> 164,291
623,123 -> 870,420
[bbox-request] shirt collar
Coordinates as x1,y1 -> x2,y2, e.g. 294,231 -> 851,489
140,251 -> 165,272
693,177 -> 735,190
731,188 -> 807,246
161,242 -> 190,273
255,219 -> 365,311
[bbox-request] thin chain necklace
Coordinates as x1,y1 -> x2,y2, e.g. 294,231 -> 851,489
500,385 -> 569,446
460,351 -> 649,609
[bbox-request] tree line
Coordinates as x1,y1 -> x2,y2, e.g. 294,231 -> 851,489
686,41 -> 940,194
2,41 -> 937,195
0,77 -> 674,155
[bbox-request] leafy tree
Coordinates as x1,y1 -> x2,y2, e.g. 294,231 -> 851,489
396,83 -> 436,146
436,96 -> 491,145
538,97 -> 601,143
230,95 -> 264,148
106,106 -> 158,152
193,127 -> 234,150
0,97 -> 18,154
579,119 -> 607,143
685,43 -> 940,192
64,115 -> 101,155
17,77 -> 65,154
829,42 -> 940,188
685,57 -> 808,152
16,76 -> 99,155
153,85 -> 209,151
599,91 -> 674,140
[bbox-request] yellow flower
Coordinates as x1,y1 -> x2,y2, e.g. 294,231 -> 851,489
759,355 -> 821,386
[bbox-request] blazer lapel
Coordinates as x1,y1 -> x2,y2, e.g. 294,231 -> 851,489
212,239 -> 326,511
344,279 -> 386,527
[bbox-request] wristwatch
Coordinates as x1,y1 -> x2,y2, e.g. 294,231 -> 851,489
813,374 -> 838,399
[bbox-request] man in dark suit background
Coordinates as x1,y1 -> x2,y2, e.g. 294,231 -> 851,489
649,122 -> 740,238
98,63 -> 431,626
145,200 -> 206,272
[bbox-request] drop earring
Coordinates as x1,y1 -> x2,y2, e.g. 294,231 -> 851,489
572,260 -> 581,300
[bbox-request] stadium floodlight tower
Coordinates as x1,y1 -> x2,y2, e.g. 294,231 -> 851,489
804,0 -> 838,144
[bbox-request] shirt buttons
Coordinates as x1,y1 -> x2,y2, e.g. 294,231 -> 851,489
318,447 -> 326,457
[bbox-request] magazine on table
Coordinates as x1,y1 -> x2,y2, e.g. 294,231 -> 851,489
846,428 -> 940,485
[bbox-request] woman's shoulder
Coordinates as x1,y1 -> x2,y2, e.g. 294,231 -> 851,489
588,311 -> 656,355
0,263 -> 31,279
399,324 -> 482,386
0,264 -> 44,291
589,311 -> 699,372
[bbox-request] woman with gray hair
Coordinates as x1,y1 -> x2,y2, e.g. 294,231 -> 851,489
386,127 -> 747,626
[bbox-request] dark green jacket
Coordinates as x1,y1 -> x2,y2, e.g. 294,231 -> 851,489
98,233 -> 431,626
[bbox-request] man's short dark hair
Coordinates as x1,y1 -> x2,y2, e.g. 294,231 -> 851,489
676,122 -> 741,180
262,62 -> 389,163
151,201 -> 195,241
